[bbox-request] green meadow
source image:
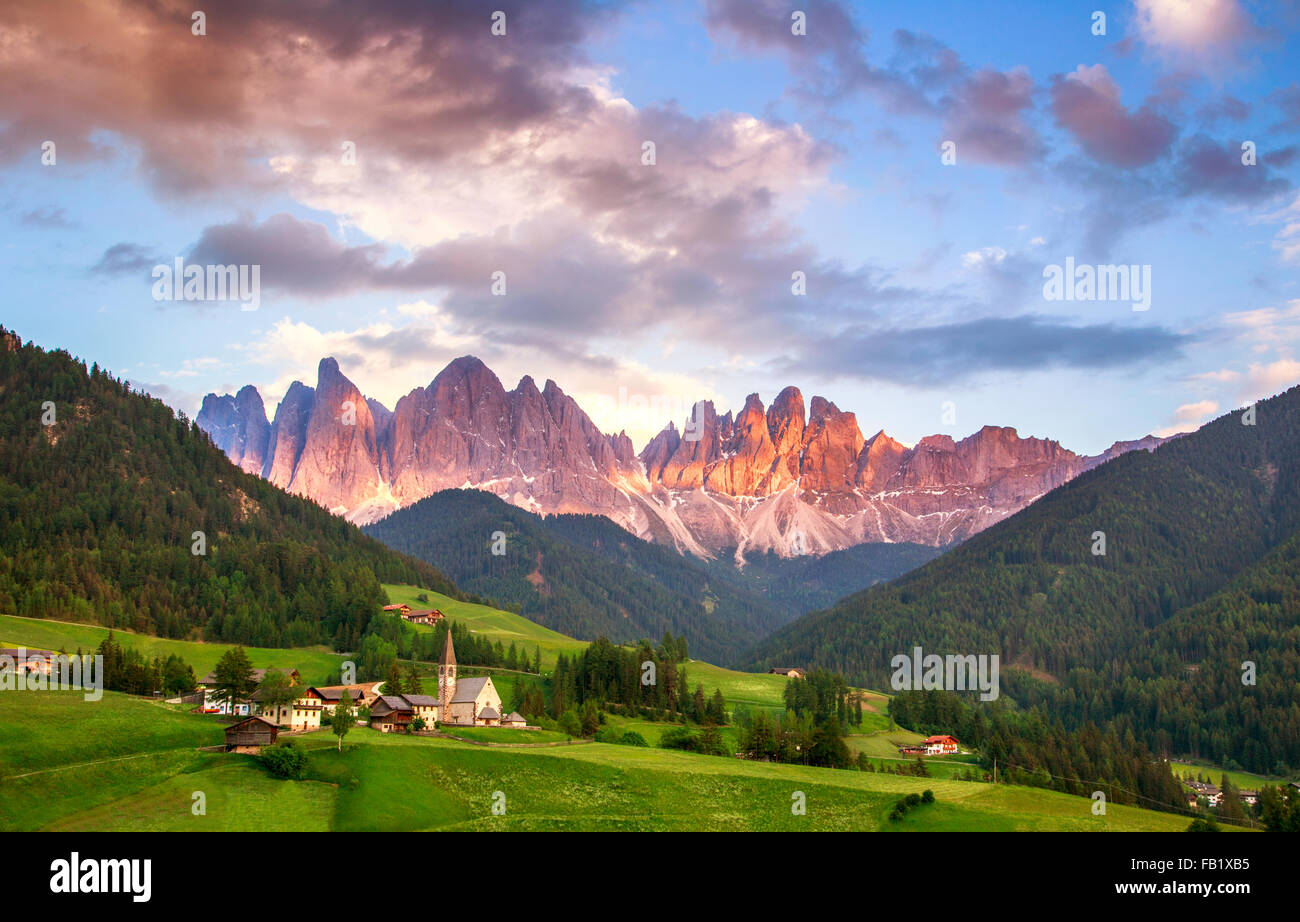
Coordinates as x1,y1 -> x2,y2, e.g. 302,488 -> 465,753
0,691 -> 1207,832
0,593 -> 1251,831
0,614 -> 343,685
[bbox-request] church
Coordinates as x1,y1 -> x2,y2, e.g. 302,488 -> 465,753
370,631 -> 526,731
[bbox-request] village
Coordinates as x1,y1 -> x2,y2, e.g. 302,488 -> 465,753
203,629 -> 532,752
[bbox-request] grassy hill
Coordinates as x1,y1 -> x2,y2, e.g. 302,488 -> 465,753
1,690 -> 1208,832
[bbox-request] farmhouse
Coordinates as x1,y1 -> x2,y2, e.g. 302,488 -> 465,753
403,609 -> 444,625
370,695 -> 416,733
0,647 -> 57,675
923,735 -> 960,755
768,667 -> 805,678
314,684 -> 379,713
383,604 -> 411,615
900,735 -> 961,756
224,716 -> 279,753
253,685 -> 324,731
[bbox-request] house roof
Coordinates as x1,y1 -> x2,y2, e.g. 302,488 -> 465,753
224,716 -> 278,733
451,676 -> 491,703
478,707 -> 501,720
504,712 -> 525,723
403,694 -> 440,707
311,686 -> 365,702
372,695 -> 414,716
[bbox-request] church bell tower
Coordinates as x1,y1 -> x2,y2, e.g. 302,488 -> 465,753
438,630 -> 457,724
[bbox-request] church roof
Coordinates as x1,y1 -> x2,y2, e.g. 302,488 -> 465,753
439,631 -> 456,667
451,676 -> 492,703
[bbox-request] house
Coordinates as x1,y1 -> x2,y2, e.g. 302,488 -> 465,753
370,695 -> 416,733
502,711 -> 527,728
224,716 -> 279,753
768,667 -> 805,679
197,667 -> 301,716
313,684 -> 377,713
477,707 -> 501,727
369,692 -> 440,732
1241,790 -> 1259,807
400,694 -> 441,727
403,609 -> 444,625
253,686 -> 324,731
923,735 -> 960,755
0,647 -> 57,675
383,604 -> 411,616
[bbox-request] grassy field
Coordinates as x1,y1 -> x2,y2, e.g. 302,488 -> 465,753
1170,760 -> 1276,791
0,691 -> 1219,832
0,614 -> 343,685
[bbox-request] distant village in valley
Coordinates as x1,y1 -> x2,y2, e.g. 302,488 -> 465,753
211,630 -> 531,753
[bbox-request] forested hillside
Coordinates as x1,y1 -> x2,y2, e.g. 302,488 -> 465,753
0,328 -> 460,649
364,488 -> 789,664
750,385 -> 1300,772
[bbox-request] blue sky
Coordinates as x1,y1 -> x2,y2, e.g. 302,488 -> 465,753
2,0 -> 1299,454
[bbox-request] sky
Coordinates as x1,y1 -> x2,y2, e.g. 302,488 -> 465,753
2,0 -> 1299,455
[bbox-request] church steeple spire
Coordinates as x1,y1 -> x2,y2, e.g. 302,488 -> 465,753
438,628 -> 457,724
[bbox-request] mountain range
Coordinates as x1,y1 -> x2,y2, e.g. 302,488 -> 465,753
198,356 -> 1166,560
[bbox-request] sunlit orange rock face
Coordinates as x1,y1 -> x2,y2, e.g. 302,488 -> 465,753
198,355 -> 1163,558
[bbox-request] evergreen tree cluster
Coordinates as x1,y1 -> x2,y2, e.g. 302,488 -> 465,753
888,689 -> 1187,811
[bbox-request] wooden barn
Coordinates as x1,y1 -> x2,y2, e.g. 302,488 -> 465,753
224,716 -> 279,753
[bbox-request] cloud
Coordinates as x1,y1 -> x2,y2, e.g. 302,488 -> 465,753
19,206 -> 75,229
1238,358 -> 1300,404
1153,398 -> 1219,437
941,67 -> 1043,166
776,314 -> 1192,388
1173,135 -> 1296,201
1050,65 -> 1178,168
1134,0 -> 1258,62
90,242 -> 159,276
